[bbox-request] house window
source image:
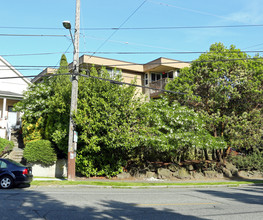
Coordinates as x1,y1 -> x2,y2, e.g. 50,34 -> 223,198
175,69 -> 180,77
144,74 -> 148,85
151,73 -> 161,82
8,106 -> 14,112
106,68 -> 121,79
167,71 -> 174,79
150,71 -> 174,82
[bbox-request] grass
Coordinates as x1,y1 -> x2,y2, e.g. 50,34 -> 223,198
31,179 -> 263,188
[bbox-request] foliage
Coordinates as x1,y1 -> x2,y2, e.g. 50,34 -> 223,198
14,54 -> 71,152
135,97 -> 226,162
43,54 -> 71,151
21,117 -> 43,146
23,139 -> 57,166
166,43 -> 263,153
228,152 -> 263,172
75,66 -> 142,177
0,138 -> 14,156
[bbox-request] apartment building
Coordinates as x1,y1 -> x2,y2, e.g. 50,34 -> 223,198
33,55 -> 190,98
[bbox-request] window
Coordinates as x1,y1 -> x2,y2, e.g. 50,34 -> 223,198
144,74 -> 148,85
175,69 -> 180,77
106,68 -> 121,79
150,71 -> 174,82
151,73 -> 161,82
168,71 -> 174,79
0,161 -> 7,169
8,106 -> 14,112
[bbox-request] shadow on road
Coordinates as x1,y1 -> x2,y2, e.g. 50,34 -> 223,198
196,185 -> 263,206
0,188 -> 205,219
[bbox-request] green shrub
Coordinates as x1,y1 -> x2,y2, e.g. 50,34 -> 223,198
228,152 -> 263,172
23,139 -> 57,166
0,138 -> 14,156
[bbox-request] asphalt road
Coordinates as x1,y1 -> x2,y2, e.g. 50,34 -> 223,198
1,185 -> 263,219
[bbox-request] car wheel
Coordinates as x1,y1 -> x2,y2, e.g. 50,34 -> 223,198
0,176 -> 14,189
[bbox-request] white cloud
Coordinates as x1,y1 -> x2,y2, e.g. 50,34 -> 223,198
226,0 -> 263,23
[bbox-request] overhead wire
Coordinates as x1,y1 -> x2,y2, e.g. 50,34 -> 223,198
1,56 -> 263,71
80,24 -> 263,30
1,50 -> 263,57
87,0 -> 147,58
147,0 -> 234,21
0,34 -> 68,37
1,24 -> 263,31
0,72 -> 189,96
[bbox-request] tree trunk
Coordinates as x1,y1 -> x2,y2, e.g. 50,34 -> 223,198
216,149 -> 223,163
204,148 -> 209,160
212,149 -> 217,160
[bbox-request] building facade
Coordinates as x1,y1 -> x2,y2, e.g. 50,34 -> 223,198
34,55 -> 190,99
0,56 -> 31,139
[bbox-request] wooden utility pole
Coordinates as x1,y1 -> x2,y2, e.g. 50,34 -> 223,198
67,0 -> 80,180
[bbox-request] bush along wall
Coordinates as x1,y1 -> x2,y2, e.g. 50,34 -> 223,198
23,139 -> 57,166
0,138 -> 14,157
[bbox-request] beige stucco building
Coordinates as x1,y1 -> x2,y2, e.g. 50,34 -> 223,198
34,55 -> 190,99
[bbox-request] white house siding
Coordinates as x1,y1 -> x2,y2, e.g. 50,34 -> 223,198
0,56 -> 31,138
0,57 -> 30,95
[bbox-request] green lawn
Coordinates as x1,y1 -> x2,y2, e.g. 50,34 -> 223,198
31,179 -> 263,188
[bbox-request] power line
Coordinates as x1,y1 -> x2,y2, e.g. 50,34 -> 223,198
1,52 -> 69,57
81,74 -> 188,96
0,65 -> 58,68
80,24 -> 263,30
0,26 -> 64,30
0,34 -> 68,37
81,50 -> 263,55
1,56 -> 263,79
148,0 -> 234,21
1,50 -> 263,57
0,57 -> 263,71
88,0 -> 147,58
1,24 -> 263,31
0,72 -> 188,96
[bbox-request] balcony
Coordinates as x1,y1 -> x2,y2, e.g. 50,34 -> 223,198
149,78 -> 171,98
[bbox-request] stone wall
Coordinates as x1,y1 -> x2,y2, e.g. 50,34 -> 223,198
117,161 -> 263,180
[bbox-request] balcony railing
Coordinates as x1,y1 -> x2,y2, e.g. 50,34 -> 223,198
149,78 -> 171,98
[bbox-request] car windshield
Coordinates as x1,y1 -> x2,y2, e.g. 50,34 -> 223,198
5,159 -> 25,167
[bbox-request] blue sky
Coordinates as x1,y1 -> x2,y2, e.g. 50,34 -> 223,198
1,0 -> 263,76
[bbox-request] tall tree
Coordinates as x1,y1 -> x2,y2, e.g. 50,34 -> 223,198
44,54 -> 71,152
14,54 -> 71,151
166,43 -> 263,155
74,66 -> 142,177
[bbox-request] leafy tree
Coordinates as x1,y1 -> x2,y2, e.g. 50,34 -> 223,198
14,54 -> 71,151
74,66 -> 142,177
166,43 -> 263,156
14,79 -> 52,145
135,97 -> 226,163
44,54 -> 71,152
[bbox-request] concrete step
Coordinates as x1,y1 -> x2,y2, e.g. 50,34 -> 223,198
7,147 -> 24,163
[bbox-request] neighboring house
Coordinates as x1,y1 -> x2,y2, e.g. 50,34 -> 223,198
33,55 -> 190,98
0,56 -> 31,139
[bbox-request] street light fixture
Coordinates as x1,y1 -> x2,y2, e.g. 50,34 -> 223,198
63,21 -> 76,53
63,21 -> 71,29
